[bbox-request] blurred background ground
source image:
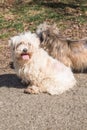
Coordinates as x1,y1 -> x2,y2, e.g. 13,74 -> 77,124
0,0 -> 87,39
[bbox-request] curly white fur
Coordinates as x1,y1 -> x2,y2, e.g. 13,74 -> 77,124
9,31 -> 76,95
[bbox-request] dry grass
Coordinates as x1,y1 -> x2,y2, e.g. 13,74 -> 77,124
0,0 -> 87,39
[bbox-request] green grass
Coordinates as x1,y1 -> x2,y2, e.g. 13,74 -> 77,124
0,0 -> 87,39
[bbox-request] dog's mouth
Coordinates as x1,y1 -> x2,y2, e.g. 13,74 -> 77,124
21,53 -> 31,60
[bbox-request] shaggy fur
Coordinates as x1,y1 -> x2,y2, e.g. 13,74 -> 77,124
36,22 -> 87,71
9,32 -> 76,95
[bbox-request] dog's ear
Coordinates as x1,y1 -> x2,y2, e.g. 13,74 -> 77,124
36,28 -> 44,43
37,30 -> 50,45
8,38 -> 14,49
37,32 -> 44,43
8,39 -> 12,47
36,22 -> 49,43
8,37 -> 16,51
42,30 -> 50,39
8,37 -> 14,46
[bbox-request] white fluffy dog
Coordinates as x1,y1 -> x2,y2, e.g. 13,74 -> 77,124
9,32 -> 76,95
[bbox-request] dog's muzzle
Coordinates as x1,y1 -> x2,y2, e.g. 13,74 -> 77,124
20,48 -> 30,60
23,48 -> 28,53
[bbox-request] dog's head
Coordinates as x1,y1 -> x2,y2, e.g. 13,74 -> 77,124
9,32 -> 40,61
36,22 -> 59,43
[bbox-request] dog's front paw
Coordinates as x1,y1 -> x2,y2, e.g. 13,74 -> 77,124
24,87 -> 36,94
24,86 -> 39,94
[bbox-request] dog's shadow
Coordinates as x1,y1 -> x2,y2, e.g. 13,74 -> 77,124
0,74 -> 27,88
1,69 -> 87,89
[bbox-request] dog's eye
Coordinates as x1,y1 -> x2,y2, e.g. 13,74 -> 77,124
13,47 -> 15,50
28,43 -> 31,46
47,34 -> 50,37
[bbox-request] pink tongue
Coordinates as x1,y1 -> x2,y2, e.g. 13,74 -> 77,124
22,55 -> 29,60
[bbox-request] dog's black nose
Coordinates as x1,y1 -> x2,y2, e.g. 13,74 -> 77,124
23,48 -> 27,53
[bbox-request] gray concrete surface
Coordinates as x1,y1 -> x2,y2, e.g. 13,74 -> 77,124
0,72 -> 87,130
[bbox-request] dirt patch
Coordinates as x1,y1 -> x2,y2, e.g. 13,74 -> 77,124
0,40 -> 13,74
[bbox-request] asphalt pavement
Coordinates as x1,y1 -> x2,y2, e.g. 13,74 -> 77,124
0,71 -> 87,130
